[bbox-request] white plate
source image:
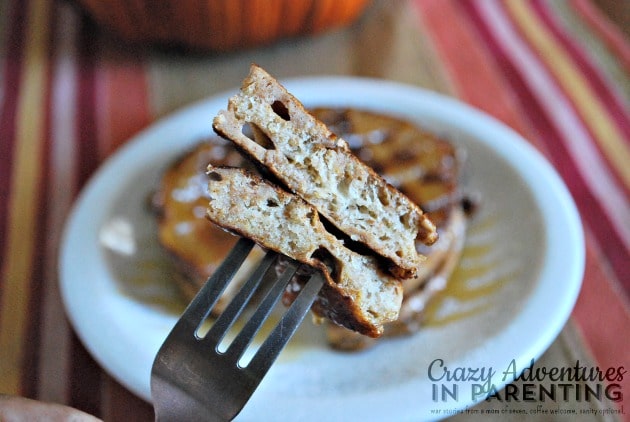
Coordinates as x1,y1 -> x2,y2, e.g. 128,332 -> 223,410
59,77 -> 584,421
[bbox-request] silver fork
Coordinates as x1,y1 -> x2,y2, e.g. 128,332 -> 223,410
151,237 -> 325,421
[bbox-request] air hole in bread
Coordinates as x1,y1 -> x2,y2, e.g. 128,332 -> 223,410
310,247 -> 340,281
271,100 -> 290,121
377,188 -> 391,206
242,122 -> 275,150
266,198 -> 279,207
357,205 -> 377,219
337,178 -> 351,196
207,171 -> 223,182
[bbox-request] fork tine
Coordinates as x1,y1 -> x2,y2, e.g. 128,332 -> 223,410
247,272 -> 325,378
203,250 -> 278,345
183,237 -> 254,330
152,239 -> 328,421
226,259 -> 300,360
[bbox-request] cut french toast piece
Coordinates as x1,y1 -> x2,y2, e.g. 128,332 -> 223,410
213,64 -> 437,279
205,165 -> 403,338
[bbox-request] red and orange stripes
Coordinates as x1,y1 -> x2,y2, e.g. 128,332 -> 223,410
412,0 -> 544,150
0,0 -> 151,411
571,0 -> 630,71
0,0 -> 53,396
510,0 -> 630,192
415,0 -> 630,297
413,0 -> 630,412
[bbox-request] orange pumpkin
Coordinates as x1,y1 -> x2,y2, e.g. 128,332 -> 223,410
75,0 -> 371,51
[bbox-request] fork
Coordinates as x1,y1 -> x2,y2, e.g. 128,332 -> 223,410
151,237 -> 325,421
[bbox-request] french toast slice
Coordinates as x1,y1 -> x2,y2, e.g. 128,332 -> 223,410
213,65 -> 437,279
205,165 -> 403,337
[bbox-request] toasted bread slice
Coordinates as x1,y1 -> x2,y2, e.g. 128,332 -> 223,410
213,64 -> 437,279
205,165 -> 403,337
